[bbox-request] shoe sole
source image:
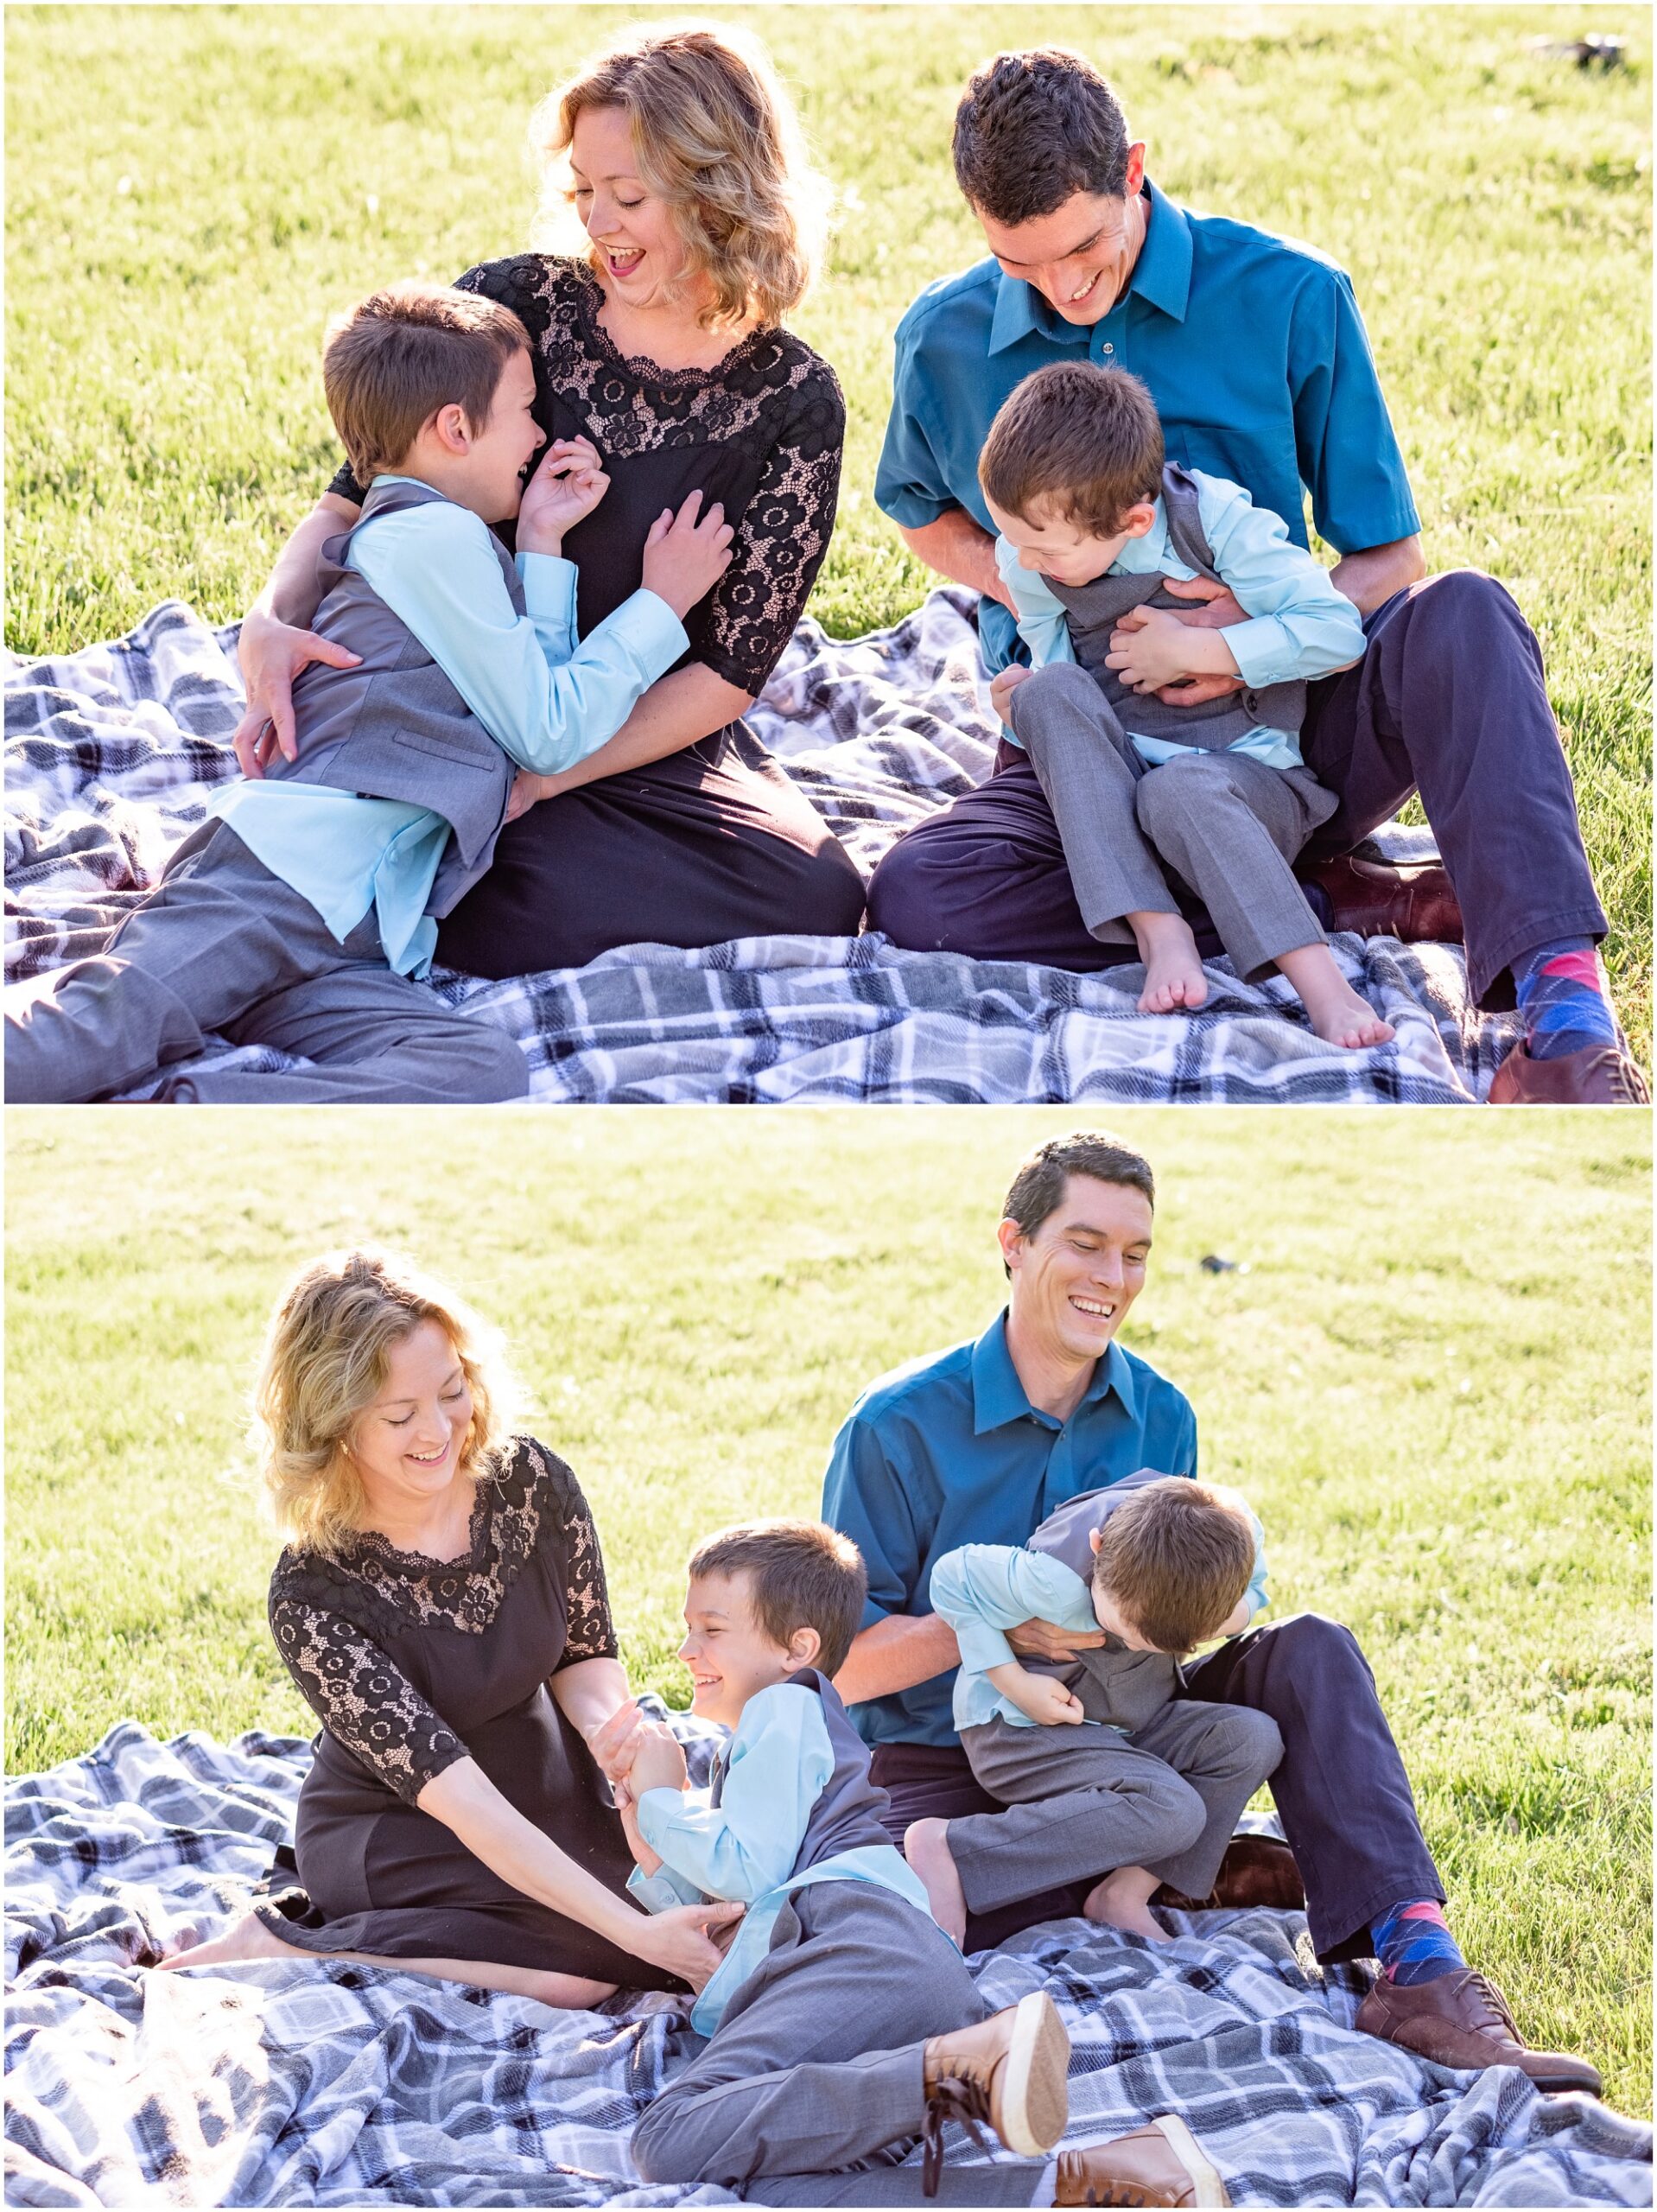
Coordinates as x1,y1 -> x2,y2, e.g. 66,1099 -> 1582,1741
1152,2113 -> 1230,2207
997,1991 -> 1070,2158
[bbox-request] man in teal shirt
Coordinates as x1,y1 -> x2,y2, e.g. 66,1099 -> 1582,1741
867,48 -> 1641,1106
822,1128 -> 1601,2094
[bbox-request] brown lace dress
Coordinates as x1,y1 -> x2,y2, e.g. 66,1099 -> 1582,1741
327,255 -> 867,976
255,1434 -> 677,1989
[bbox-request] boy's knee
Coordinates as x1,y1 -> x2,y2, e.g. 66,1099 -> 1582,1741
630,2101 -> 696,2187
465,1023 -> 530,1102
1009,661 -> 1103,745
1150,1772 -> 1209,1853
1226,1707 -> 1285,1783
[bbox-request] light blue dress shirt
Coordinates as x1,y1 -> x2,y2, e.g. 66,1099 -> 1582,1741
627,1680 -> 935,2037
931,1518 -> 1270,1734
995,469 -> 1367,772
210,480 -> 687,976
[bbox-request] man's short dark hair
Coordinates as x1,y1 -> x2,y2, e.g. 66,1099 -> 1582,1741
981,363 -> 1164,537
953,48 -> 1132,227
322,281 -> 530,484
688,1519 -> 867,1677
1091,1478 -> 1255,1653
1002,1130 -> 1155,1266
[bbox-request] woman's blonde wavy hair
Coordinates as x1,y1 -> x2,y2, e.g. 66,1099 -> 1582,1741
530,21 -> 830,330
254,1249 -> 522,1559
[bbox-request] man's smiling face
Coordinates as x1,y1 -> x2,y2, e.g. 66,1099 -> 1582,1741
975,147 -> 1147,327
1000,1173 -> 1153,1364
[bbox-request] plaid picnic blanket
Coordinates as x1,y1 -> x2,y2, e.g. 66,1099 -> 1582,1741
3,595 -> 1521,1103
6,1721 -> 1649,2209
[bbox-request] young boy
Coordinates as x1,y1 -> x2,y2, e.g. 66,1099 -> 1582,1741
597,1518 -> 1074,2197
906,1471 -> 1283,1951
981,361 -> 1393,1052
4,282 -> 729,1103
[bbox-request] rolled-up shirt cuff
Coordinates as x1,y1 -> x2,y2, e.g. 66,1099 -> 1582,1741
952,1618 -> 1018,1676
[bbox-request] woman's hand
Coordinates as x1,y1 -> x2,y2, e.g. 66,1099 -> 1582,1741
638,1900 -> 746,1992
587,1698 -> 646,1784
517,437 -> 610,558
233,605 -> 363,775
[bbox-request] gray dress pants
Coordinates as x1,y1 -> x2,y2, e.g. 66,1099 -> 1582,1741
949,1700 -> 1284,1916
3,819 -> 530,1104
1010,662 -> 1338,982
632,1883 -> 988,2192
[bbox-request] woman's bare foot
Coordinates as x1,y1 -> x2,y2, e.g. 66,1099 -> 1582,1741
1083,1866 -> 1171,1943
1130,912 -> 1209,1015
1279,944 -> 1395,1049
153,1910 -> 296,1969
905,1818 -> 968,1947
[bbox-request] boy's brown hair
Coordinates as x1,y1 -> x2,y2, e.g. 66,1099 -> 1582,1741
979,360 -> 1164,537
322,282 -> 531,485
1091,1478 -> 1255,1654
689,1518 -> 867,1677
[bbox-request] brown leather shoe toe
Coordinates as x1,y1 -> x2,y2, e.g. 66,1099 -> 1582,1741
1310,852 -> 1464,944
1355,1967 -> 1602,2095
1489,1041 -> 1650,1105
1156,1834 -> 1306,1914
1054,2115 -> 1230,2206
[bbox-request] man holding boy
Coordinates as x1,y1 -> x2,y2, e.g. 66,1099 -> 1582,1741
868,48 -> 1644,1105
823,1128 -> 1602,2093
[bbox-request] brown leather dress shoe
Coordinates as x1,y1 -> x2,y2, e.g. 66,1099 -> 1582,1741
921,1991 -> 1070,2191
1489,1041 -> 1650,1105
1156,1834 -> 1306,1914
1310,852 -> 1464,944
1054,2115 -> 1230,2206
1355,1968 -> 1603,2094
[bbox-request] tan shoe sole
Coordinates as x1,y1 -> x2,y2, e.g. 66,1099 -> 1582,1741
1150,2114 -> 1230,2207
999,1991 -> 1070,2158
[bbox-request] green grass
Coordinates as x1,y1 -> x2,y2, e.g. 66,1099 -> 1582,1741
4,6 -> 1651,1058
4,1109 -> 1649,2111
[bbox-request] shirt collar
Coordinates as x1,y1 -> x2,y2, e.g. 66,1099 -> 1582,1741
987,177 -> 1192,356
969,1311 -> 1138,1433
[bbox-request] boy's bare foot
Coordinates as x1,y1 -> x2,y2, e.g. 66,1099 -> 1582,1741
905,1817 -> 968,1947
1083,1866 -> 1171,1943
1131,912 -> 1209,1015
1279,944 -> 1395,1050
153,1911 -> 295,1969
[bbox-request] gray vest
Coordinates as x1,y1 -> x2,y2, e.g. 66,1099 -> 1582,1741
1021,1469 -> 1183,1731
270,477 -> 517,918
1045,463 -> 1305,750
710,1667 -> 893,1874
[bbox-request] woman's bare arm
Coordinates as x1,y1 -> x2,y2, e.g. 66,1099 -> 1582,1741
233,495 -> 365,773
549,1656 -> 632,1742
506,663 -> 753,814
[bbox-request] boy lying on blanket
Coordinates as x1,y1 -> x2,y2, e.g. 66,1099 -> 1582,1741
907,1473 -> 1281,1952
983,361 -> 1393,1053
3,282 -> 728,1104
594,1519 -> 1228,2209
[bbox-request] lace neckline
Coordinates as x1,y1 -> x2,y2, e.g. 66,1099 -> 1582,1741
564,259 -> 776,386
350,1478 -> 494,1575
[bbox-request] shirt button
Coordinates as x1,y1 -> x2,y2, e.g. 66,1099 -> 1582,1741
1102,343 -> 1114,356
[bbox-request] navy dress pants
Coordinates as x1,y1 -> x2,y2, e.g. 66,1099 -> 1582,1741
869,1613 -> 1443,1965
867,572 -> 1607,1010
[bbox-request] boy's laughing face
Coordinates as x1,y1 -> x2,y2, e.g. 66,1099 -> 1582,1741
678,1569 -> 813,1731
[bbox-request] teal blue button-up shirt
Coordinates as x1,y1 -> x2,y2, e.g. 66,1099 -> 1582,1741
875,179 -> 1420,677
820,1313 -> 1199,1750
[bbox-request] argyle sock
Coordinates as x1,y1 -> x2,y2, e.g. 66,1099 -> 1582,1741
1371,1899 -> 1466,1986
1511,938 -> 1620,1061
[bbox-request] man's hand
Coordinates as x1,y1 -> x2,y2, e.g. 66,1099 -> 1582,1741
989,664 -> 1033,727
232,608 -> 363,774
1006,1616 -> 1107,1663
517,436 -> 610,557
1145,575 -> 1249,707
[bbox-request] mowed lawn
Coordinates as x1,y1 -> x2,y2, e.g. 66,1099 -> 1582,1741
5,1109 -> 1650,2110
4,5 -> 1652,1058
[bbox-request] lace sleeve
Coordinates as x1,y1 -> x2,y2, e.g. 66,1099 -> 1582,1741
540,1459 -> 619,1667
693,356 -> 845,695
270,1593 -> 467,1803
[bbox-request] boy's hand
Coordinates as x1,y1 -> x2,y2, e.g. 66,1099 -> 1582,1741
628,1722 -> 689,1799
618,1792 -> 663,1877
587,1698 -> 645,1784
1142,575 -> 1248,706
1008,1673 -> 1088,1726
989,664 -> 1032,727
1106,604 -> 1240,695
517,437 -> 610,557
640,491 -> 735,619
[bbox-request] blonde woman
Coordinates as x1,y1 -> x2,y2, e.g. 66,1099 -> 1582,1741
157,1250 -> 740,2005
234,22 -> 865,977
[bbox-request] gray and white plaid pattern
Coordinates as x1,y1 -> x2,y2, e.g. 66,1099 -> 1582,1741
5,595 -> 1521,1103
6,1719 -> 1648,2208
